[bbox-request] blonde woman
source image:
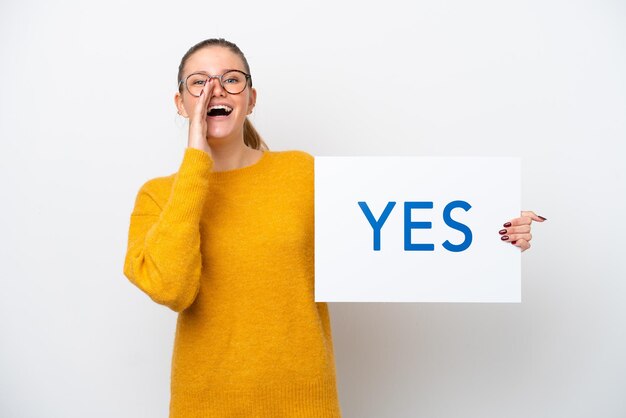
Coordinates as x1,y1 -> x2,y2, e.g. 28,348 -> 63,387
123,38 -> 545,418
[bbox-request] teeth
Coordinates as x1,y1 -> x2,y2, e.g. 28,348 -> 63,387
209,104 -> 232,112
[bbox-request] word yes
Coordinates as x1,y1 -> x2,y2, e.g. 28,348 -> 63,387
358,200 -> 473,252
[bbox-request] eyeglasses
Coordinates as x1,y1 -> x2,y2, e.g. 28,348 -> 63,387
179,70 -> 251,97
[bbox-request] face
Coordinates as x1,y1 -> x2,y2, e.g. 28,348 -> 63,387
175,46 -> 256,144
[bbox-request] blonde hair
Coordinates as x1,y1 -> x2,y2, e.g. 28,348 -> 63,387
177,38 -> 269,151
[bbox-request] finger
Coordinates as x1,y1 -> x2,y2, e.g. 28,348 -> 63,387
498,225 -> 530,236
521,210 -> 547,222
193,78 -> 215,121
501,232 -> 532,243
512,238 -> 531,252
503,217 -> 532,228
200,79 -> 215,114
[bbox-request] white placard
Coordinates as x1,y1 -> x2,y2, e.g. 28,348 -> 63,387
314,157 -> 521,303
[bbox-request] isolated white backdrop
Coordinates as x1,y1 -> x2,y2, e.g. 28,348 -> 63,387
1,1 -> 625,417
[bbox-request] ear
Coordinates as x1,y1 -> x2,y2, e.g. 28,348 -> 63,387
247,87 -> 257,115
174,92 -> 189,118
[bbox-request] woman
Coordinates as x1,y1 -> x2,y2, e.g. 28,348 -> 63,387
123,38 -> 545,418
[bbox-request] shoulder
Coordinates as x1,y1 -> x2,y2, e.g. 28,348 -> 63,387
269,149 -> 313,162
264,150 -> 314,189
134,173 -> 175,209
267,149 -> 314,171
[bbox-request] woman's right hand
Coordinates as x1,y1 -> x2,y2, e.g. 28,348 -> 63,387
187,78 -> 215,157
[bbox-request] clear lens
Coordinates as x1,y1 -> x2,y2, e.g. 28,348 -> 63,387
185,70 -> 248,96
185,73 -> 208,97
221,70 -> 247,94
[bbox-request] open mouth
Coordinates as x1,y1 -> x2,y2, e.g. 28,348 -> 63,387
207,105 -> 233,117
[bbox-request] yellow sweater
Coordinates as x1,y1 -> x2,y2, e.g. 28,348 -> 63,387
123,147 -> 342,418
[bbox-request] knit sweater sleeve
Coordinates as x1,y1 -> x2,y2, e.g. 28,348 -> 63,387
123,147 -> 213,312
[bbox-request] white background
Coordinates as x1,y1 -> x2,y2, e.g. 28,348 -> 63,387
1,0 -> 624,417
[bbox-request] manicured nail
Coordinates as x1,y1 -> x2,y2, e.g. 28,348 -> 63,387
511,241 -> 517,244
499,229 -> 507,235
501,235 -> 509,241
538,215 -> 547,221
503,222 -> 511,227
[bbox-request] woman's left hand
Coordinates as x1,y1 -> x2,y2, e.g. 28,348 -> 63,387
499,211 -> 547,252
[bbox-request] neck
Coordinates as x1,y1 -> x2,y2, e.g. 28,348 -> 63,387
208,136 -> 261,172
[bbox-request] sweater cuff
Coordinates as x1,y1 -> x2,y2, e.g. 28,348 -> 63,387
162,147 -> 213,224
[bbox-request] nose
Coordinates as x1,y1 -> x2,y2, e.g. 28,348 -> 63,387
207,76 -> 227,96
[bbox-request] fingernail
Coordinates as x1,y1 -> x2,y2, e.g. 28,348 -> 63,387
511,241 -> 517,244
538,216 -> 547,221
503,222 -> 511,227
499,229 -> 507,235
501,235 -> 509,241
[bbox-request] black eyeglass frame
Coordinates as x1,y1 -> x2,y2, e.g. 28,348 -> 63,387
178,70 -> 252,96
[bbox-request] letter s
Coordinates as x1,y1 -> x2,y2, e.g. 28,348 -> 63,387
442,200 -> 472,252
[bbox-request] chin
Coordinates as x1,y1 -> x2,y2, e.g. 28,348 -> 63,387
207,126 -> 244,142
206,132 -> 239,145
